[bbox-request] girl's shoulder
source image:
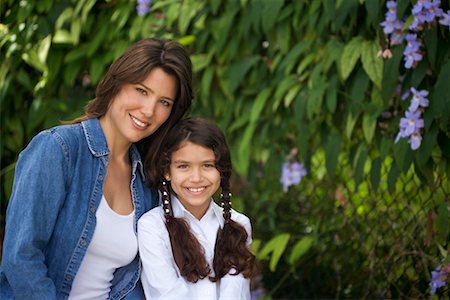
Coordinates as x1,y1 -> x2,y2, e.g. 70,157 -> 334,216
230,208 -> 251,227
139,205 -> 165,225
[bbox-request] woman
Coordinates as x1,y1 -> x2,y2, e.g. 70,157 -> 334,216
138,117 -> 258,299
0,38 -> 193,299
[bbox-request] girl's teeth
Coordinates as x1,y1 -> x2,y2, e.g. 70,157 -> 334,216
189,187 -> 204,192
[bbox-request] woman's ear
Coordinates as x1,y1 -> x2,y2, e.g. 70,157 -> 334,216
165,174 -> 171,181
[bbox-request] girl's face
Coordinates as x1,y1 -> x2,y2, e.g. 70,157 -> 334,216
166,141 -> 221,220
100,67 -> 177,147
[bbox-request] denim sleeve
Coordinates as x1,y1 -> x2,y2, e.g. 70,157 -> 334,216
1,131 -> 69,299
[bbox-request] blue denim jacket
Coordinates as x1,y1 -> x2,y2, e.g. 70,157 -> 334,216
0,118 -> 158,299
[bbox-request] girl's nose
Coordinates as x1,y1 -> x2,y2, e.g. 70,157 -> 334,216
190,168 -> 203,182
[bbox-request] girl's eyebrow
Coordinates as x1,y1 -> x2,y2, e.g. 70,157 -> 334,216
172,159 -> 215,164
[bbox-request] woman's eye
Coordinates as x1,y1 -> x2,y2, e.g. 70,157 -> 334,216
204,163 -> 215,168
136,87 -> 147,95
160,99 -> 173,107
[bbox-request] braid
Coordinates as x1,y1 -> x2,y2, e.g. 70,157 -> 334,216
211,183 -> 258,282
221,191 -> 232,222
161,181 -> 172,222
161,180 -> 210,283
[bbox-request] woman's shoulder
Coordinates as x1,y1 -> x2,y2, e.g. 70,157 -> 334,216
32,123 -> 83,149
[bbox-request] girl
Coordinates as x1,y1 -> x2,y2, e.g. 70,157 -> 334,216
0,38 -> 193,299
138,117 -> 258,299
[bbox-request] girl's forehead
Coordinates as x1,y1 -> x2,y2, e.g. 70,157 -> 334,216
171,141 -> 215,160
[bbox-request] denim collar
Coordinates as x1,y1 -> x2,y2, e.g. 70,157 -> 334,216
81,118 -> 145,179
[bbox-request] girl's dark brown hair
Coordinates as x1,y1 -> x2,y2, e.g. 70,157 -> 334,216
69,38 -> 193,179
157,117 -> 258,283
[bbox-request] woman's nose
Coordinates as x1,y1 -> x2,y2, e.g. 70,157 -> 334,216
140,98 -> 156,118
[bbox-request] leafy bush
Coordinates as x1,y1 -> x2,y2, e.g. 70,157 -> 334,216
1,0 -> 449,298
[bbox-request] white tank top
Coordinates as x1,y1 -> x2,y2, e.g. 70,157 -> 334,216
69,195 -> 138,300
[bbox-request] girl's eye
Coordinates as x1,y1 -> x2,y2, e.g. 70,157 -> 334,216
136,87 -> 147,96
177,164 -> 188,169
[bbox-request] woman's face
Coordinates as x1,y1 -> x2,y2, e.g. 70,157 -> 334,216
101,67 -> 177,146
166,141 -> 221,220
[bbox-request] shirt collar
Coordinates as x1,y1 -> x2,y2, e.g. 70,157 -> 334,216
81,118 -> 109,157
81,118 -> 145,179
171,195 -> 223,226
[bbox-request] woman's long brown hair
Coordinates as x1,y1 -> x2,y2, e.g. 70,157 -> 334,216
155,117 -> 258,283
68,38 -> 193,178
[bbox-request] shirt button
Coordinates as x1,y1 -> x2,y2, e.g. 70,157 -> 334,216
80,239 -> 87,247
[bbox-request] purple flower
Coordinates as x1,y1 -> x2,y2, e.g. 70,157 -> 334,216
280,161 -> 307,192
409,88 -> 429,111
430,265 -> 447,295
408,130 -> 423,150
251,288 -> 264,300
440,11 -> 450,27
399,110 -> 424,136
410,0 -> 443,31
403,34 -> 423,68
380,1 -> 405,45
136,0 -> 152,16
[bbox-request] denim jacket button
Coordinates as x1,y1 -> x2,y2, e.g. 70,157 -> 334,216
80,239 -> 87,246
89,206 -> 95,213
65,274 -> 73,282
98,174 -> 103,181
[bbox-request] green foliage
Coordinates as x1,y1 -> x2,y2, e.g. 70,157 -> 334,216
1,0 -> 450,298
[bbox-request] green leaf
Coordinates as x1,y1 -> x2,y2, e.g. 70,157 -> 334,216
200,67 -> 214,104
387,163 -> 398,194
280,41 -> 311,75
370,157 -> 382,193
423,26 -> 438,69
257,233 -> 291,272
353,143 -> 368,189
234,122 -> 256,176
345,111 -> 360,139
284,84 -> 301,108
221,56 -> 259,96
365,0 -> 380,23
431,60 -> 450,125
362,112 -> 377,144
261,0 -> 284,35
250,88 -> 271,123
272,75 -> 298,111
191,54 -> 210,72
178,0 -> 203,34
53,29 -> 74,44
339,36 -> 363,81
361,40 -> 383,88
416,123 -> 438,168
326,75 -> 338,113
437,203 -> 449,242
288,236 -> 315,265
325,133 -> 341,178
381,46 -> 403,104
393,138 -> 413,173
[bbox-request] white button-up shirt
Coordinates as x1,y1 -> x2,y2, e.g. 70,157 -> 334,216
138,195 -> 252,299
